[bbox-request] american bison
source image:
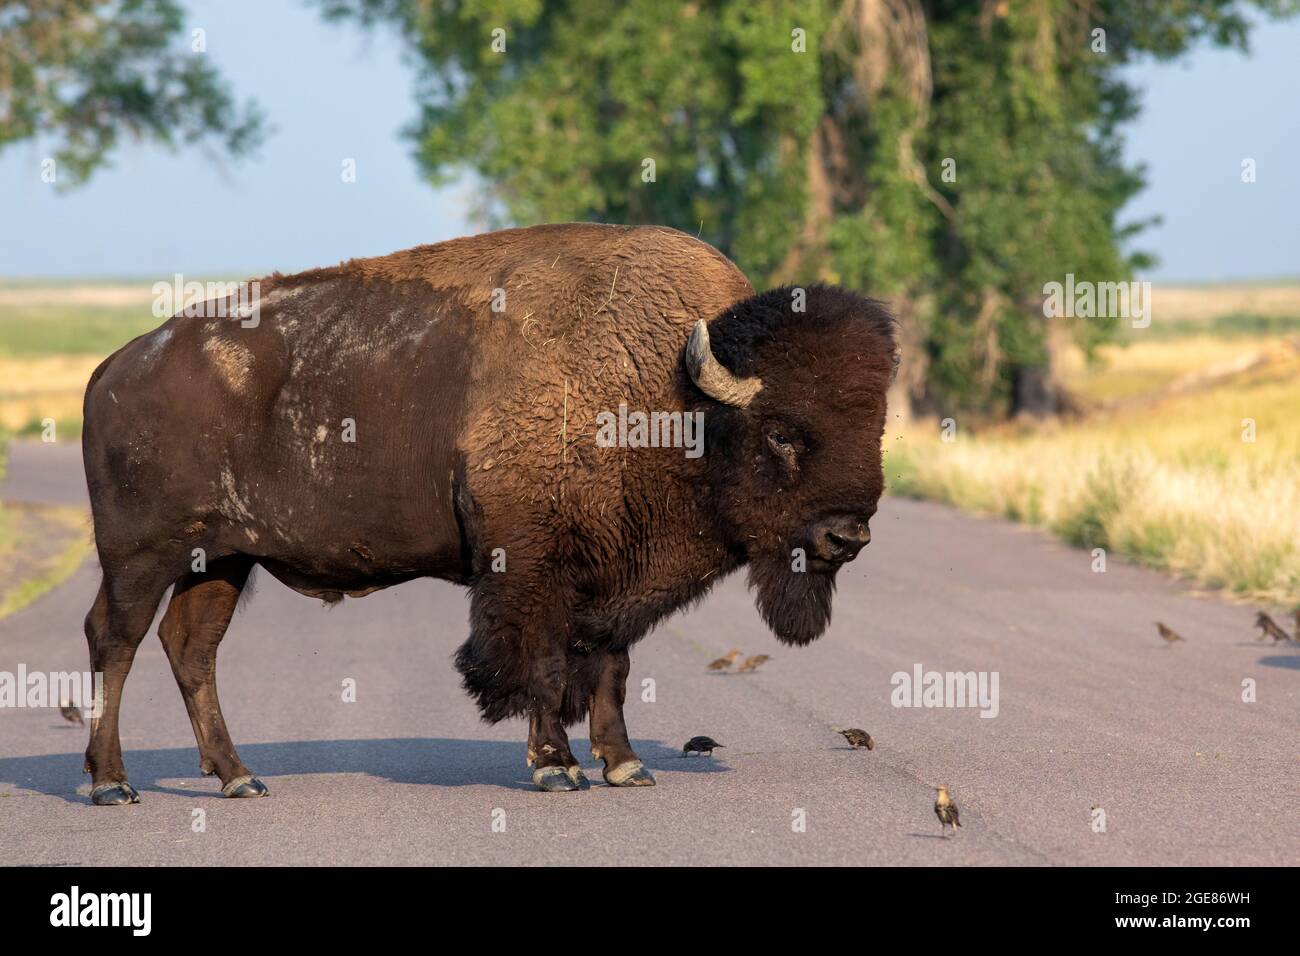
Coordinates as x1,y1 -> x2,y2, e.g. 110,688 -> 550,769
80,223 -> 894,801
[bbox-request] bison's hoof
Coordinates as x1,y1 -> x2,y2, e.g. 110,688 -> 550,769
533,766 -> 582,792
566,765 -> 591,790
90,782 -> 140,806
605,760 -> 656,787
222,775 -> 269,798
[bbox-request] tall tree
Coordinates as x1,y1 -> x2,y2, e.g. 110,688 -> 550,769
318,0 -> 1291,418
0,0 -> 263,186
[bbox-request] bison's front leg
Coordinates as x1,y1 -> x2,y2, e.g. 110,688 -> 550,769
526,707 -> 588,792
519,639 -> 589,792
589,648 -> 655,787
455,582 -> 590,792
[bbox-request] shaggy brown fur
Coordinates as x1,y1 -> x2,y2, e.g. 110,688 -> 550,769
80,223 -> 894,799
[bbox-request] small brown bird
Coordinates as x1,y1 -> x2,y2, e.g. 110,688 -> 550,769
1254,611 -> 1293,644
682,736 -> 724,757
1155,622 -> 1185,645
707,649 -> 743,671
58,698 -> 84,726
934,786 -> 961,836
736,654 -> 771,673
833,727 -> 875,750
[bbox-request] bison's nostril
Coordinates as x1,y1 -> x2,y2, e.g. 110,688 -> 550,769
828,530 -> 869,557
814,520 -> 871,563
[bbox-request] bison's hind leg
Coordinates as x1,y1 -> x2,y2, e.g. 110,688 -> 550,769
157,555 -> 267,798
83,556 -> 180,805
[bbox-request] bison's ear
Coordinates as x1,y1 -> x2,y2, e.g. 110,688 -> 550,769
685,320 -> 762,408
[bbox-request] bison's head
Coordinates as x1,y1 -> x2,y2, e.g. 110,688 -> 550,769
688,285 -> 896,646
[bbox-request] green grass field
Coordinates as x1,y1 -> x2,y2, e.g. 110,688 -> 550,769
0,283 -> 163,435
0,303 -> 160,357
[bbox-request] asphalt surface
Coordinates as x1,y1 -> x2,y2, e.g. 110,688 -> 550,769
1,439 -> 1296,865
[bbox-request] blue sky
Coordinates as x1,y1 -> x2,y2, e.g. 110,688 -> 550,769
1,2 -> 1296,282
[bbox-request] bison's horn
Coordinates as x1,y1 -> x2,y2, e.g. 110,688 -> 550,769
686,320 -> 762,408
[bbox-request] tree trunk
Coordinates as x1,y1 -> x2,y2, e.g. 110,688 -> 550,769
885,294 -> 929,430
1011,317 -> 1067,418
771,120 -> 836,284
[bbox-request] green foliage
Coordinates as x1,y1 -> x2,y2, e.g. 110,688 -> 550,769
328,1 -> 1298,414
0,0 -> 264,186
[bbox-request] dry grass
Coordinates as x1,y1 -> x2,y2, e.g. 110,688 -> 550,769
1061,334 -> 1294,404
1152,282 -> 1300,324
0,283 -> 159,433
0,354 -> 101,433
0,282 -> 156,308
890,283 -> 1300,604
889,349 -> 1300,604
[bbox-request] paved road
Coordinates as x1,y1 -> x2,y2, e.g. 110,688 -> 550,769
1,440 -> 1295,865
1,441 -> 87,509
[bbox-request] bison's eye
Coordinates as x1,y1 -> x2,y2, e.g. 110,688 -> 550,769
764,425 -> 801,471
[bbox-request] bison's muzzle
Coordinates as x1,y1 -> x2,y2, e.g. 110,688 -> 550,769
808,514 -> 873,566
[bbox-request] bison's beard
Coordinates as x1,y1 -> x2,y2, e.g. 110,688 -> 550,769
748,556 -> 837,646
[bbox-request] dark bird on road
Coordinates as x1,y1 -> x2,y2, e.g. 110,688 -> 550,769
707,649 -> 742,671
1254,611 -> 1293,644
934,786 -> 961,836
682,736 -> 724,757
736,654 -> 771,673
59,699 -> 84,726
1155,622 -> 1185,645
833,727 -> 875,750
